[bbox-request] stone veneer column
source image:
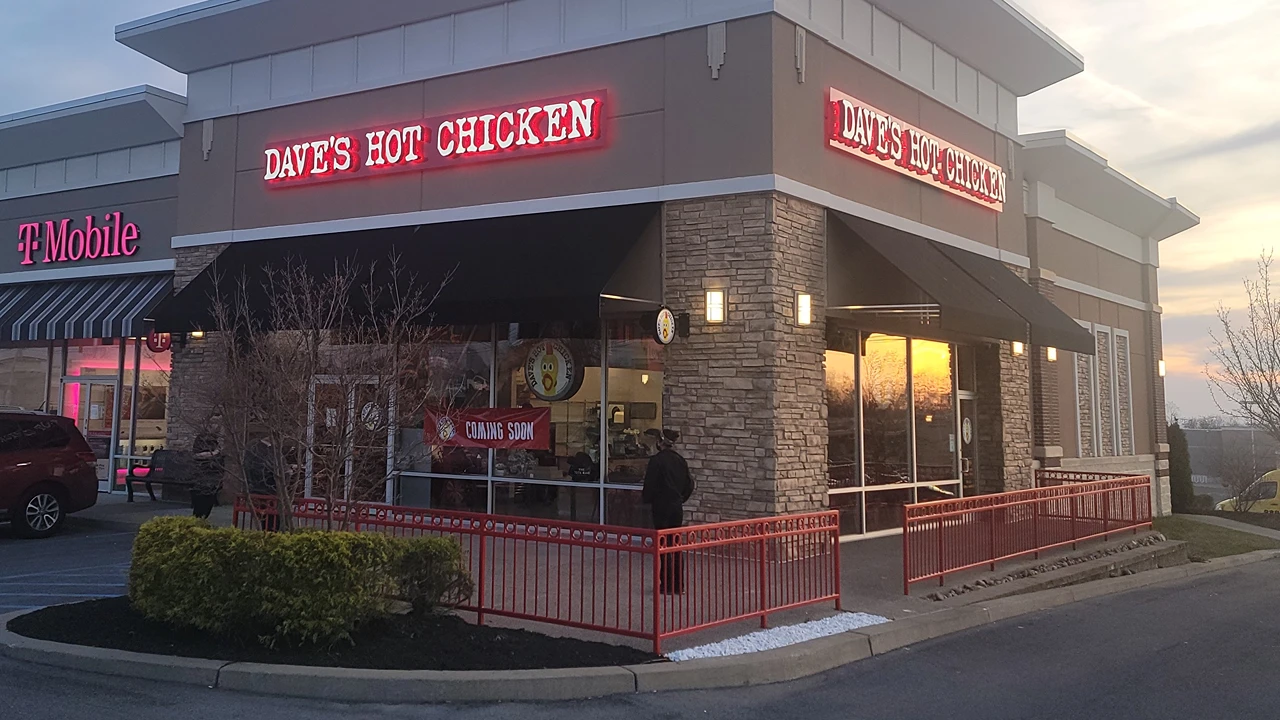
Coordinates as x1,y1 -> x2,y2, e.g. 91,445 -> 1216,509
974,264 -> 1034,493
1029,271 -> 1063,468
166,244 -> 229,453
663,193 -> 828,523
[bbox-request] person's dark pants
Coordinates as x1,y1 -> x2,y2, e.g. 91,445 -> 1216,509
652,504 -> 684,594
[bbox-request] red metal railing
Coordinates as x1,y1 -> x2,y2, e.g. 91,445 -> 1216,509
233,497 -> 841,654
902,474 -> 1152,595
1036,469 -> 1138,487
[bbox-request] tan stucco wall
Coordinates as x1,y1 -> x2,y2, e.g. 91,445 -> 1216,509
770,16 -> 1022,256
177,17 -> 777,237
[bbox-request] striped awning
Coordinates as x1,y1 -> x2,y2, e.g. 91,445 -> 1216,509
0,274 -> 172,342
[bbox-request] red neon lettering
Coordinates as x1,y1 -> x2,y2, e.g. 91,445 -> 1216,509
456,117 -> 478,154
438,120 -> 456,156
309,139 -> 331,175
517,106 -> 542,146
476,115 -> 497,152
262,92 -> 606,186
544,103 -> 569,143
568,99 -> 598,140
17,223 -> 39,265
496,112 -> 517,149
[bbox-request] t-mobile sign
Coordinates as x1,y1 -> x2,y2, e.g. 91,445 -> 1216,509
263,91 -> 606,188
16,212 -> 141,266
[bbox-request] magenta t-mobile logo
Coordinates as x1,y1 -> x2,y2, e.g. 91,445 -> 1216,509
16,212 -> 139,266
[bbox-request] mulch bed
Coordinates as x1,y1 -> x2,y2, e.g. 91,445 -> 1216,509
8,597 -> 657,671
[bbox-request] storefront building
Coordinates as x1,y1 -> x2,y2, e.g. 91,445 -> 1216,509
0,87 -> 184,492
109,0 -> 1196,535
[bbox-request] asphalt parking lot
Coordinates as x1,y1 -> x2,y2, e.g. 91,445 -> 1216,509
0,517 -> 134,614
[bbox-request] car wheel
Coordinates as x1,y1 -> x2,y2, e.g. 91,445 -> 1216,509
13,486 -> 65,539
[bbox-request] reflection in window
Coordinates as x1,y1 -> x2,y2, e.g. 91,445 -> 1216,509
912,340 -> 957,482
826,350 -> 860,489
862,335 -> 909,486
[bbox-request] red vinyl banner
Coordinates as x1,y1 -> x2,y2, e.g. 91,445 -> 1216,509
423,408 -> 551,450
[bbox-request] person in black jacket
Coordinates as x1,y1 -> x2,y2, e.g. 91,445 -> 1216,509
642,429 -> 693,594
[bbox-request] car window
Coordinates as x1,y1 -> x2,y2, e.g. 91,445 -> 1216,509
1256,481 -> 1279,501
0,418 -> 71,453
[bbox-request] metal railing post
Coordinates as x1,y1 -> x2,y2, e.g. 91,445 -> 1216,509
477,526 -> 488,626
1071,493 -> 1078,550
759,535 -> 769,628
653,531 -> 663,656
902,506 -> 912,596
833,523 -> 843,611
989,507 -> 997,572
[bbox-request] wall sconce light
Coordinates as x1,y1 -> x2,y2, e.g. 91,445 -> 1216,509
706,290 -> 726,324
1011,341 -> 1024,356
924,414 -> 934,423
642,374 -> 650,385
797,293 -> 813,326
189,331 -> 206,340
1158,360 -> 1167,377
1046,347 -> 1058,363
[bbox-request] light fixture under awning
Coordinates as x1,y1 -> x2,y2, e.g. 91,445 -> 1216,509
829,212 -> 1095,355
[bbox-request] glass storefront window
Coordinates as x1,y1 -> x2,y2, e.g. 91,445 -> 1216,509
912,339 -> 957,483
388,321 -> 663,525
826,350 -> 860,489
0,347 -> 50,411
825,329 -> 967,537
399,326 -> 493,508
605,333 -> 664,487
862,334 -> 909,486
493,331 -> 601,486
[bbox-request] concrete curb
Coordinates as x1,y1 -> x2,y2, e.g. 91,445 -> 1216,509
3,549 -> 1278,703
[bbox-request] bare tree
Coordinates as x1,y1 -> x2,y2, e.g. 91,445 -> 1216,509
182,253 -> 460,531
1208,254 -> 1280,442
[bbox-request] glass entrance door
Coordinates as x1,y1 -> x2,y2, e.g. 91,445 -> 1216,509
959,397 -> 978,496
63,378 -> 119,492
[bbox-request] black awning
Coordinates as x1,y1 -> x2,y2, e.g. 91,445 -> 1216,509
0,273 -> 171,342
829,212 -> 1094,355
157,204 -> 661,332
934,244 -> 1096,354
830,212 -> 1027,344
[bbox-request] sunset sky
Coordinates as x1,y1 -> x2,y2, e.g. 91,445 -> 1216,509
2,1 -> 1270,420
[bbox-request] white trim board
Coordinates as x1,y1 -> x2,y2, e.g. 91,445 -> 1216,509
1054,276 -> 1152,312
0,259 -> 176,286
171,173 -> 1033,267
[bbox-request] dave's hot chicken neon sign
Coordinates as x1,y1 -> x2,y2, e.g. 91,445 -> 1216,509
826,88 -> 1006,212
263,91 -> 605,187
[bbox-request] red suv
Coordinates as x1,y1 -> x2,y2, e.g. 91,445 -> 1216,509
0,411 -> 98,538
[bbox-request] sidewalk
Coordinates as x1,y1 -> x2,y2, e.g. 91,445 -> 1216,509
73,493 -> 234,532
1177,513 -> 1280,541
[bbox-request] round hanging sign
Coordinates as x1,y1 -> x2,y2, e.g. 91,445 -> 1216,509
146,332 -> 172,353
962,417 -> 974,446
654,306 -> 677,346
361,402 -> 382,431
524,340 -> 581,402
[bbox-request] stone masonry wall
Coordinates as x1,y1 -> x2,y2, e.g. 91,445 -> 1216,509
663,192 -> 828,523
1096,329 -> 1115,456
974,264 -> 1033,493
1076,351 -> 1096,457
166,244 -> 229,452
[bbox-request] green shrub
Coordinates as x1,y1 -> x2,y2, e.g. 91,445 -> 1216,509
128,517 -> 470,647
1193,494 -> 1216,512
395,537 -> 474,613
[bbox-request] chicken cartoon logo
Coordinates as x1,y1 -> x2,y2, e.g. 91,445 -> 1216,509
435,416 -> 457,443
540,344 -> 560,396
524,340 -> 578,402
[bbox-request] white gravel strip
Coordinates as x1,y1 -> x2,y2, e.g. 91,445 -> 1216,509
666,612 -> 891,661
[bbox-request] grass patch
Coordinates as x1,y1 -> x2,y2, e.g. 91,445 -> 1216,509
1153,516 -> 1280,561
1195,511 -> 1280,532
